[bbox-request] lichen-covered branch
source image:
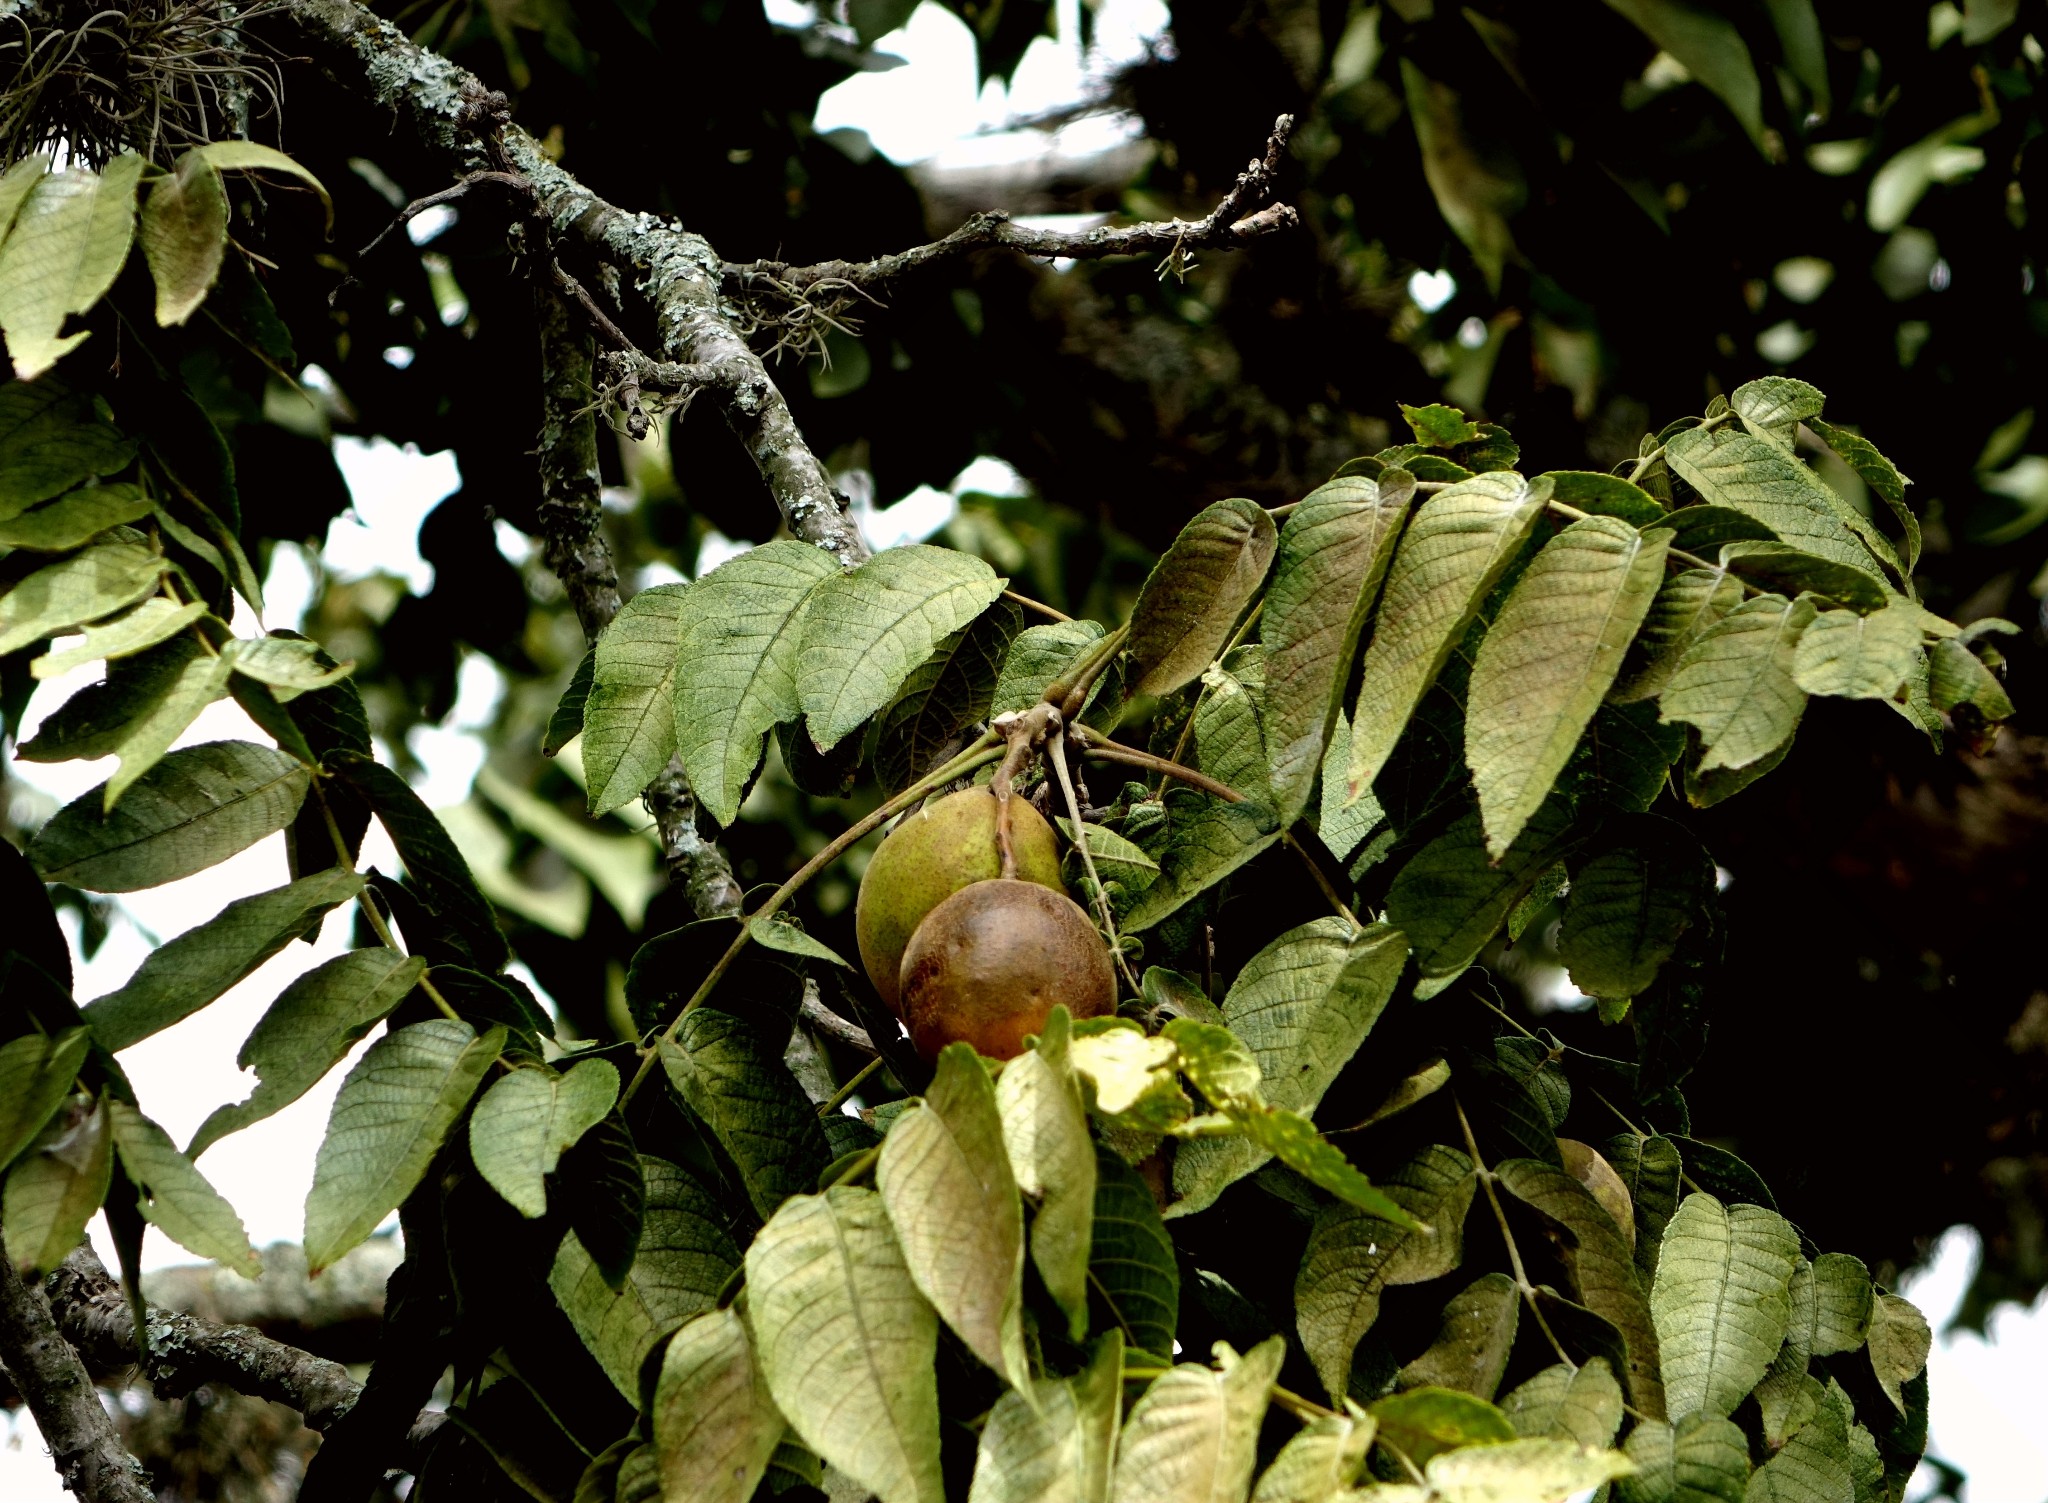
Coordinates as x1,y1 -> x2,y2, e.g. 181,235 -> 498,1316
0,1250 -> 154,1503
642,759 -> 743,917
722,114 -> 1298,297
534,288 -> 621,643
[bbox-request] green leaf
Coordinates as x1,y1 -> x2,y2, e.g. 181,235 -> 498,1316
186,948 -> 425,1158
878,1042 -> 1030,1389
1264,474 -> 1416,820
1367,1386 -> 1516,1467
1467,517 -> 1670,856
996,1011 -> 1096,1341
747,1185 -> 944,1503
0,155 -> 145,377
1660,594 -> 1816,773
1809,420 -> 1916,572
186,143 -> 332,230
1617,1414 -> 1751,1503
28,740 -> 311,892
1788,1254 -> 1873,1359
660,1010 -> 832,1219
1126,498 -> 1278,696
1251,1410 -> 1374,1503
30,597 -> 202,679
0,1028 -> 91,1176
799,544 -> 1005,750
672,540 -> 838,824
552,1155 -> 739,1398
1171,921 -> 1407,1214
747,915 -> 851,968
1598,0 -> 1762,143
100,647 -> 235,811
303,1018 -> 503,1273
1545,471 -> 1668,526
1318,711 -> 1386,861
469,1059 -> 619,1218
0,379 -> 136,518
1651,1193 -> 1801,1421
1295,1144 -> 1477,1399
1194,652 -> 1274,808
1557,818 -> 1715,1001
1423,1436 -> 1636,1503
1790,601 -> 1921,700
1120,789 -> 1280,932
653,1308 -> 785,1503
543,646 -> 593,757
1385,801 -> 1582,997
1401,61 -> 1524,293
140,151 -> 229,325
0,540 -> 167,656
1927,637 -> 2014,719
3,1095 -> 112,1275
1227,1105 -> 1416,1222
1402,404 -> 1484,446
585,583 -> 687,816
224,634 -> 355,695
0,481 -> 151,550
106,1100 -> 255,1273
0,154 -> 46,240
1864,1294 -> 1929,1415
1109,1337 -> 1284,1503
1398,1270 -> 1520,1400
968,1332 -> 1122,1503
83,867 -> 363,1053
1059,819 -> 1160,909
1613,570 -> 1747,705
1720,543 -> 1886,614
1502,1358 -> 1624,1448
1348,471 -> 1548,800
17,636 -> 220,775
874,598 -> 1019,795
1495,1159 -> 1665,1417
992,619 -> 1106,716
1730,378 -> 1826,454
1663,428 -> 1874,576
1089,1143 -> 1179,1360
1744,1383 -> 1854,1503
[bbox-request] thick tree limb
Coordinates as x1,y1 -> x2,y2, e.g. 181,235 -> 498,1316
723,114 -> 1299,297
0,1250 -> 154,1503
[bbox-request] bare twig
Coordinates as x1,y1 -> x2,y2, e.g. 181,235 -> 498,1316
723,114 -> 1299,298
800,989 -> 878,1055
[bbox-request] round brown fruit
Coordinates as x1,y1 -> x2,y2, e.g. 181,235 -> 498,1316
854,787 -> 1063,1014
898,878 -> 1116,1061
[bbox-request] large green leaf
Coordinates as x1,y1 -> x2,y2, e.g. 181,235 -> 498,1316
185,143 -> 332,230
653,1308 -> 784,1503
0,156 -> 145,377
302,1018 -> 503,1272
552,1155 -> 739,1398
1295,1144 -> 1477,1399
0,1029 -> 90,1176
1613,569 -> 1749,703
1109,1337 -> 1283,1503
991,619 -> 1111,718
1784,1254 -> 1873,1361
186,948 -> 424,1158
1659,594 -> 1816,773
1397,1270 -> 1519,1400
83,867 -> 363,1052
3,1096 -> 112,1275
1810,418 -> 1917,572
1651,1193 -> 1801,1421
1496,1158 -> 1665,1417
878,1042 -> 1030,1389
1467,516 -> 1670,856
1729,377 -> 1825,454
140,151 -> 229,326
1126,498 -> 1278,696
1663,427 -> 1873,575
1556,818 -> 1715,1002
1120,788 -> 1280,932
1089,1142 -> 1178,1359
1617,1414 -> 1751,1503
996,1012 -> 1095,1340
672,540 -> 838,824
1193,651 -> 1274,808
1423,1436 -> 1636,1503
1719,543 -> 1885,614
469,1058 -> 619,1218
746,1185 -> 944,1503
968,1332 -> 1122,1503
29,596 -> 202,679
0,378 -> 136,518
1502,1358 -> 1624,1448
0,540 -> 167,656
1172,921 -> 1408,1214
27,740 -> 311,892
20,639 -> 233,807
660,1009 -> 831,1219
1865,1293 -> 1930,1414
1367,1386 -> 1516,1467
1347,470 -> 1548,800
874,598 -> 1019,795
106,1100 -> 256,1273
1250,1410 -> 1374,1503
1791,601 -> 1921,700
1263,474 -> 1415,820
0,481 -> 152,550
1743,1383 -> 1854,1503
223,634 -> 355,694
584,583 -> 687,815
1385,801 -> 1581,996
798,544 -> 1006,750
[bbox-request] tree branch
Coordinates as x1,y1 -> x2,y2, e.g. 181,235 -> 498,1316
722,114 -> 1298,297
0,1249 -> 154,1503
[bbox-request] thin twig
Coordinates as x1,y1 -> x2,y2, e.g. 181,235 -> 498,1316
1453,1097 -> 1577,1373
1050,734 -> 1140,993
1002,588 -> 1071,622
816,1056 -> 885,1118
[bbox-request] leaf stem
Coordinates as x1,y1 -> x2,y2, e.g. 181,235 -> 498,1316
1049,735 -> 1140,994
1280,829 -> 1359,929
1048,622 -> 1129,721
1118,1364 -> 1340,1422
1002,588 -> 1072,622
1453,1095 -> 1577,1373
313,784 -> 463,1025
1072,727 -> 1246,803
816,1055 -> 884,1118
619,734 -> 1007,1107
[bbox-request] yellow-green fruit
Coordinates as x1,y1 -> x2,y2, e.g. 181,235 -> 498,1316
854,787 -> 1063,1013
899,878 -> 1117,1061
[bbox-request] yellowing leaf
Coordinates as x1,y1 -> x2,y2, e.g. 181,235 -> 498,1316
0,155 -> 145,377
1109,1337 -> 1283,1503
141,151 -> 229,325
653,1308 -> 784,1503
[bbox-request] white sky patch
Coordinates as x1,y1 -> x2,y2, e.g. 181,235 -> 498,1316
324,436 -> 461,592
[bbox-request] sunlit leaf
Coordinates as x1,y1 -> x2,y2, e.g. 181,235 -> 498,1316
1613,569 -> 1748,704
1502,1358 -> 1624,1448
1663,427 -> 1874,575
0,540 -> 167,657
1109,1337 -> 1283,1503
3,1095 -> 112,1275
1864,1293 -> 1930,1415
107,1100 -> 256,1274
996,1010 -> 1095,1340
1251,1409 -> 1374,1503
0,155 -> 145,377
0,481 -> 151,550
140,151 -> 229,325
1367,1386 -> 1516,1467
584,583 -> 687,816
968,1332 -> 1122,1503
653,1308 -> 784,1503
1423,1435 -> 1635,1503
1616,1413 -> 1750,1503
1651,1193 -> 1800,1420
1659,594 -> 1816,773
